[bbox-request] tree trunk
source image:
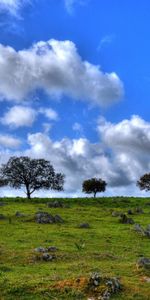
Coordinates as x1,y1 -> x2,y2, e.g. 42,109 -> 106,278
94,191 -> 96,198
26,185 -> 31,199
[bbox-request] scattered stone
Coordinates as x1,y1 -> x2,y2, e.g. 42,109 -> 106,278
47,200 -> 63,208
35,212 -> 64,224
144,225 -> 150,237
137,257 -> 150,270
35,212 -> 55,224
135,207 -> 144,214
54,214 -> 64,223
79,223 -> 90,228
42,253 -> 55,261
119,214 -> 134,224
128,209 -> 134,215
0,214 -> 6,220
88,272 -> 121,300
47,246 -> 58,252
112,211 -> 121,217
34,247 -> 47,253
15,211 -> 26,217
134,224 -> 144,234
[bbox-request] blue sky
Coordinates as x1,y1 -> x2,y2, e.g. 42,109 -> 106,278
0,0 -> 150,197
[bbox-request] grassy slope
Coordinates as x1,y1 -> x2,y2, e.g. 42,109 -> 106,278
0,197 -> 150,299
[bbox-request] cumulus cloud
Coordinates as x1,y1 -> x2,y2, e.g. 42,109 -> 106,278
0,39 -> 123,106
39,107 -> 58,121
0,134 -> 21,148
0,114 -> 149,196
97,115 -> 150,184
1,105 -> 37,128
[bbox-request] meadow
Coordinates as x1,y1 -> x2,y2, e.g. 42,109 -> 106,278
0,197 -> 150,299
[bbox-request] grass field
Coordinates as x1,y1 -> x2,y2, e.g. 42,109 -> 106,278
0,197 -> 150,299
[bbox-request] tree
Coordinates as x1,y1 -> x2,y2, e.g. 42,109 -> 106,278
82,177 -> 107,198
0,156 -> 65,199
137,173 -> 150,192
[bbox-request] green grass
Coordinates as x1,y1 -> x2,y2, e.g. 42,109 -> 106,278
0,197 -> 150,299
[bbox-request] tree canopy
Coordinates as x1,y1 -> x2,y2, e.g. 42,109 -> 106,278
137,173 -> 150,192
0,156 -> 65,199
82,177 -> 107,198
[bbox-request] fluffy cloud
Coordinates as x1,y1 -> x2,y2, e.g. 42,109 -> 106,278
0,134 -> 21,148
1,105 -> 37,128
0,114 -> 149,197
0,39 -> 123,106
39,108 -> 58,121
97,115 -> 150,184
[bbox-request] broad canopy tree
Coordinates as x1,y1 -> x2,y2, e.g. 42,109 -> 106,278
82,177 -> 107,198
137,173 -> 150,192
0,156 -> 65,199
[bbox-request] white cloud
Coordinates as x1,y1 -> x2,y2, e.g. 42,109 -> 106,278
1,105 -> 37,128
0,114 -> 149,197
0,0 -> 28,15
97,34 -> 115,52
0,39 -> 123,106
39,107 -> 58,121
0,134 -> 21,148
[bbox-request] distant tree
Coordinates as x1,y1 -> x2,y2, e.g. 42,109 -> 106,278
82,177 -> 107,198
0,156 -> 65,199
137,173 -> 150,192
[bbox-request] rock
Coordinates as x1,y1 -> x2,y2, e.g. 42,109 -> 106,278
35,212 -> 55,224
135,207 -> 144,214
144,225 -> 150,237
128,209 -> 134,215
54,214 -> 64,223
47,246 -> 58,252
89,272 -> 101,287
15,211 -> 26,217
34,247 -> 47,253
42,253 -> 54,261
79,223 -> 90,228
0,202 -> 5,206
88,273 -> 121,300
0,214 -> 6,220
112,211 -> 121,217
137,257 -> 150,270
47,200 -> 63,208
134,224 -> 144,234
119,214 -> 134,224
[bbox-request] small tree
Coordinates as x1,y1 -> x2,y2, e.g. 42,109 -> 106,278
137,173 -> 150,192
82,177 -> 107,198
0,156 -> 65,199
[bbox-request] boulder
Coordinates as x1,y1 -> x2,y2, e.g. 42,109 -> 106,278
54,214 -> 64,223
47,246 -> 58,252
34,247 -> 47,253
127,209 -> 134,215
35,212 -> 55,224
42,253 -> 54,261
35,212 -> 64,224
15,211 -> 26,217
79,223 -> 90,228
137,257 -> 150,270
119,214 -> 134,224
134,224 -> 144,234
0,214 -> 6,220
135,207 -> 144,214
47,200 -> 63,208
112,211 -> 121,217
